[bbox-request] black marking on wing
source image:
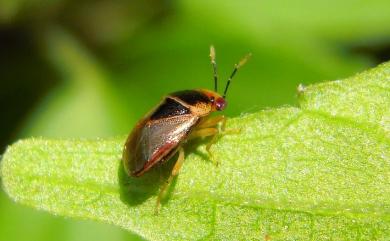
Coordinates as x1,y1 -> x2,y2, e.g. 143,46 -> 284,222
170,90 -> 210,105
150,98 -> 190,120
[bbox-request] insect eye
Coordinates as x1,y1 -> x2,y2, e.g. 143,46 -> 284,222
210,96 -> 215,103
215,97 -> 227,111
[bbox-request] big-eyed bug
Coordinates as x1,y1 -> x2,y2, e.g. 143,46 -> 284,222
122,46 -> 251,212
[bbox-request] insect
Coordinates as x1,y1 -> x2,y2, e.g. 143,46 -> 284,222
122,46 -> 251,212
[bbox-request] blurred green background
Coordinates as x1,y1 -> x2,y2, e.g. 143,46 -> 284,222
0,0 -> 389,240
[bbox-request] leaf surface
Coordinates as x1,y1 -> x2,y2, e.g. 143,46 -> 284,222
1,62 -> 389,240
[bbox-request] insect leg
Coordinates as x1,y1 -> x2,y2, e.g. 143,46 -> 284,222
200,115 -> 240,134
197,115 -> 226,130
155,147 -> 185,214
188,127 -> 219,165
191,116 -> 240,166
188,127 -> 218,140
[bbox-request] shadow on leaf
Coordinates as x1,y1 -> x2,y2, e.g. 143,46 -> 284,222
118,154 -> 178,206
118,136 -> 216,207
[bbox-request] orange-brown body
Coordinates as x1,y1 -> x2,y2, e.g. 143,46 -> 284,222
122,89 -> 226,177
121,45 -> 250,213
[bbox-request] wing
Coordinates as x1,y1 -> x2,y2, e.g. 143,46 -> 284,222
123,114 -> 199,176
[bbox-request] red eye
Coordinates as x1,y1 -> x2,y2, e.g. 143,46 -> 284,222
215,97 -> 227,111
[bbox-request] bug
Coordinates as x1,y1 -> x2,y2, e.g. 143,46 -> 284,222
122,46 -> 251,212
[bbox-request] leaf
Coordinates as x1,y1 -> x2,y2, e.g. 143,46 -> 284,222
1,62 -> 389,240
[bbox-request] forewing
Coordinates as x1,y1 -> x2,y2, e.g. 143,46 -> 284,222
128,114 -> 198,176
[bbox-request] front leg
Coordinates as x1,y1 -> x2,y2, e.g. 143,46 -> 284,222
197,115 -> 226,130
197,115 -> 240,135
189,115 -> 239,166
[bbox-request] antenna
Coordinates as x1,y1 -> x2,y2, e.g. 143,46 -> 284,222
209,45 -> 218,92
223,52 -> 251,99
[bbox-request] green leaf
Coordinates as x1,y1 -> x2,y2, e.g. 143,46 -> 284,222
1,62 -> 389,240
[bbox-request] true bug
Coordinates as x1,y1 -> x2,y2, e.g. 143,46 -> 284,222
122,46 -> 251,212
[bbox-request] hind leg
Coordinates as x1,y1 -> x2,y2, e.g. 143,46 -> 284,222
155,147 -> 185,214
